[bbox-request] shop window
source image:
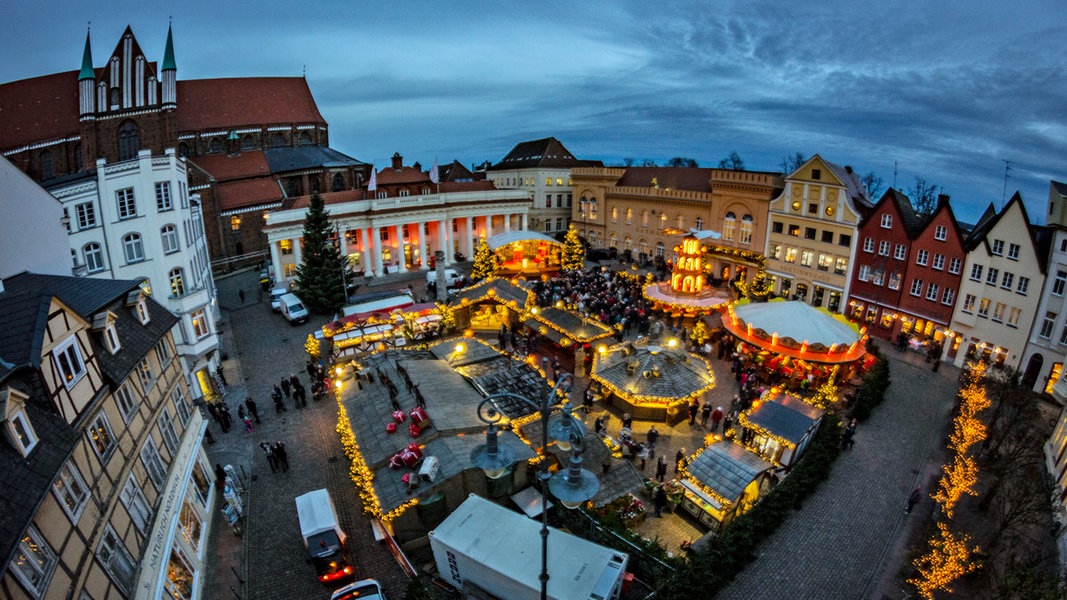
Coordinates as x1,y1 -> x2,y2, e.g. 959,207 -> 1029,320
165,546 -> 194,600
1046,364 -> 1063,395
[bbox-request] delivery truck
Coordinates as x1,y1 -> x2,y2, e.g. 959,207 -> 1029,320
429,494 -> 629,600
295,489 -> 354,585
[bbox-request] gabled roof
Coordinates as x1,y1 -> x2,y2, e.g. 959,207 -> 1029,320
188,151 -> 273,182
864,188 -> 923,237
175,77 -> 325,132
687,441 -> 772,507
822,157 -> 873,213
915,194 -> 967,247
616,167 -> 713,192
214,176 -> 283,212
964,193 -> 1038,260
743,393 -> 823,447
263,146 -> 366,173
374,165 -> 430,186
0,71 -> 81,152
438,160 -> 476,182
486,137 -> 601,171
1052,180 -> 1067,197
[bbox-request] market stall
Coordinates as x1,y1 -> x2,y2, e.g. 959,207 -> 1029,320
679,441 -> 774,532
448,277 -> 532,332
737,389 -> 824,468
487,230 -> 563,277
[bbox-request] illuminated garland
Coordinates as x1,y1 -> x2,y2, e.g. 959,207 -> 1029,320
908,522 -> 981,599
736,411 -> 796,452
525,308 -> 614,344
678,436 -> 732,508
589,348 -> 714,407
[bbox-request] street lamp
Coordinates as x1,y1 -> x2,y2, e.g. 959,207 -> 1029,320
469,374 -> 599,600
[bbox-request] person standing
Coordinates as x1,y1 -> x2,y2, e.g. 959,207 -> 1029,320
621,413 -> 633,430
711,406 -> 724,431
700,403 -> 713,427
688,400 -> 700,425
594,416 -> 606,436
245,397 -> 261,424
842,418 -> 857,450
292,381 -> 307,407
906,485 -> 923,514
272,385 -> 286,413
646,425 -> 659,454
259,442 -> 277,473
280,376 -> 291,399
242,414 -> 253,433
638,444 -> 649,470
655,456 -> 668,482
219,403 -> 232,432
654,485 -> 668,517
675,448 -> 686,474
273,441 -> 289,472
215,463 -> 227,489
289,373 -> 301,391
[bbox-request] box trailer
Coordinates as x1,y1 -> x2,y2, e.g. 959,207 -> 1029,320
429,494 -> 628,600
295,489 -> 354,585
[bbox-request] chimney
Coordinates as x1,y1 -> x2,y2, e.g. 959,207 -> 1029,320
391,152 -> 403,170
413,161 -> 422,172
844,165 -> 853,174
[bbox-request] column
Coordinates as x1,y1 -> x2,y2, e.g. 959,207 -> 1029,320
420,222 -> 430,270
521,213 -> 528,230
360,228 -> 372,277
338,227 -> 348,259
269,240 -> 282,285
486,214 -> 493,239
372,226 -> 384,277
394,224 -> 407,273
465,217 -> 474,258
441,219 -> 453,264
290,237 -> 302,282
504,214 -> 511,233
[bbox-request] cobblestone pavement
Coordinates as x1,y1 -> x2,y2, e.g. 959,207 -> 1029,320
716,341 -> 960,600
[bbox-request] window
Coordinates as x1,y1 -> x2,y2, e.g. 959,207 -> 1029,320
1054,271 -> 1067,296
934,225 -> 947,241
978,297 -> 991,317
659,213 -> 667,230
557,194 -> 564,208
118,120 -> 140,161
191,308 -> 210,339
172,387 -> 191,426
39,150 -> 53,179
933,254 -> 945,270
88,412 -> 116,460
169,268 -> 185,297
723,213 -> 736,240
116,188 -> 136,219
784,247 -> 797,263
76,202 -> 96,229
770,244 -> 782,259
655,242 -> 665,257
894,244 -> 907,260
811,169 -> 821,179
625,208 -> 632,225
123,233 -> 144,263
838,234 -> 851,247
376,191 -> 387,199
857,265 -> 870,282
771,221 -> 783,234
817,254 -> 832,271
544,194 -> 551,208
910,279 -> 923,296
1001,272 -> 1014,289
695,217 -> 703,230
739,215 -> 753,244
787,225 -> 799,237
115,383 -> 139,423
610,207 -> 617,223
949,257 -> 961,274
835,258 -> 848,275
141,437 -> 168,487
98,526 -> 136,592
161,224 -> 179,254
821,230 -> 834,244
121,477 -> 152,534
137,357 -> 154,389
993,302 -> 1006,322
916,250 -> 929,266
158,410 -> 180,455
52,462 -> 89,522
871,268 -> 885,286
84,243 -> 105,273
156,182 -> 172,211
986,268 -> 999,285
54,336 -> 86,388
1062,326 -> 1067,345
1016,276 -> 1030,295
10,526 -> 56,595
880,214 -> 893,228
963,294 -> 976,313
969,264 -> 983,281
1041,312 -> 1057,338
104,323 -> 121,354
156,339 -> 171,365
925,283 -> 939,301
229,215 -> 241,231
555,218 -> 563,231
878,241 -> 890,256
800,251 -> 814,267
992,239 -> 1004,255
1008,243 -> 1020,260
804,227 -> 816,240
888,271 -> 902,290
1008,307 -> 1021,327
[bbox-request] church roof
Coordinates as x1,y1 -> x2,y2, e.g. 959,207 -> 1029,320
214,176 -> 283,212
264,146 -> 366,172
162,24 -> 176,71
0,71 -> 80,152
187,151 -> 273,182
175,77 -> 325,132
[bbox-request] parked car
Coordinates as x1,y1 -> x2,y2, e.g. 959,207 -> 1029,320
259,267 -> 274,291
426,268 -> 465,289
279,293 -> 309,325
330,579 -> 386,600
270,287 -> 288,312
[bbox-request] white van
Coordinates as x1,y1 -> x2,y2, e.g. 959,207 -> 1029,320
295,489 -> 353,585
426,268 -> 463,289
279,293 -> 309,325
270,287 -> 289,312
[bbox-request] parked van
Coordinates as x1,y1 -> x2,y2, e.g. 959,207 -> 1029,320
270,287 -> 289,311
295,489 -> 354,585
426,268 -> 464,289
279,293 -> 309,325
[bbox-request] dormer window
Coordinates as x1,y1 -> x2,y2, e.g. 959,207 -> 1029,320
54,336 -> 87,389
3,388 -> 39,456
92,311 -> 121,354
126,290 -> 150,325
377,191 -> 387,199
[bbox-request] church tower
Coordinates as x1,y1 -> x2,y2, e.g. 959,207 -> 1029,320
161,23 -> 177,110
78,30 -> 95,120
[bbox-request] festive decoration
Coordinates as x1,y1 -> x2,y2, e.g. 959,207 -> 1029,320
670,235 -> 706,293
471,237 -> 499,281
808,365 -> 840,410
305,333 -> 321,361
739,261 -> 773,302
561,225 -> 585,271
908,522 -> 981,599
293,192 -> 348,314
689,320 -> 711,346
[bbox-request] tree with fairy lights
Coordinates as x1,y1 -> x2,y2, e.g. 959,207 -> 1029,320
561,225 -> 585,271
293,192 -> 347,314
470,237 -> 498,281
746,261 -> 773,302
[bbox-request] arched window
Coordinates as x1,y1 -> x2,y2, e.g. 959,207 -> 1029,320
298,131 -> 313,145
676,215 -> 684,230
723,212 -> 737,241
270,132 -> 287,147
118,120 -> 140,161
609,233 -> 618,248
311,178 -> 321,194
740,214 -> 754,244
84,243 -> 105,273
626,209 -> 633,225
695,216 -> 703,230
178,142 -> 189,157
122,233 -> 144,263
39,150 -> 53,180
230,216 -> 241,231
611,207 -> 618,223
656,242 -> 665,257
659,213 -> 667,229
161,225 -> 179,254
332,173 -> 345,192
624,236 -> 632,250
589,198 -> 597,219
208,137 -> 224,154
241,134 -> 257,151
169,268 -> 185,297
286,179 -> 302,197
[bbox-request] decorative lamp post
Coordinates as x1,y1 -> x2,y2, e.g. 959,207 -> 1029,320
469,373 -> 599,600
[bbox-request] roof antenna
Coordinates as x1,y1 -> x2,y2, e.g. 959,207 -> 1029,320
1001,159 -> 1013,209
892,160 -> 898,190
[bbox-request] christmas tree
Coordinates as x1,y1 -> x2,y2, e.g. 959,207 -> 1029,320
561,225 -> 585,271
745,261 -> 773,302
470,237 -> 498,281
293,192 -> 347,314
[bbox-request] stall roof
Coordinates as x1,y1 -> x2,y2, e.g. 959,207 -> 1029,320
729,300 -> 860,347
487,230 -> 562,250
744,395 -> 824,447
525,307 -> 614,344
451,277 -> 532,307
591,339 -> 715,402
687,441 -> 772,507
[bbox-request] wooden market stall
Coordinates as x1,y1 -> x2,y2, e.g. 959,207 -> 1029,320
678,441 -> 774,532
737,390 -> 824,469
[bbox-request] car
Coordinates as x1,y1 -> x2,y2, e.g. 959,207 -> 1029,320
330,579 -> 386,600
269,287 -> 288,311
278,293 -> 309,325
259,267 -> 274,291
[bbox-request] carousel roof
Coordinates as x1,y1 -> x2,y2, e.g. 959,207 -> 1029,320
687,441 -> 773,506
524,307 -> 615,345
744,393 -> 824,446
591,339 -> 715,402
450,277 -> 532,307
730,300 -> 860,347
487,230 -> 562,250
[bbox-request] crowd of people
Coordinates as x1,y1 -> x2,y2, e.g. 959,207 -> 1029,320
530,269 -> 652,336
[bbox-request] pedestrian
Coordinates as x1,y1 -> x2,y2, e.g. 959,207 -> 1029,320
655,456 -> 668,482
219,403 -> 232,432
711,406 -> 724,431
675,448 -> 686,474
243,415 -> 253,433
259,442 -> 277,473
238,289 -> 246,303
594,416 -> 606,436
215,463 -> 227,489
273,441 -> 289,472
638,444 -> 649,470
906,485 -> 923,514
646,425 -> 659,452
700,403 -> 713,427
843,418 -> 857,450
722,410 -> 735,434
654,485 -> 668,517
932,357 -> 941,373
583,387 -> 594,413
237,404 -> 246,420
245,397 -> 261,424
280,377 -> 291,398
688,400 -> 699,425
272,386 -> 286,413
293,381 -> 307,407
621,412 -> 633,430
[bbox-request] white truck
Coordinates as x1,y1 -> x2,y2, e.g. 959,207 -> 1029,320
429,494 -> 629,600
426,268 -> 464,289
295,489 -> 354,585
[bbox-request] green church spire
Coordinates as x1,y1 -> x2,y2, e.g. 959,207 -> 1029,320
78,29 -> 94,81
162,23 -> 176,71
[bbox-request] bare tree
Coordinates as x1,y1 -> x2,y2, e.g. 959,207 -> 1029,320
779,151 -> 806,174
641,159 -> 657,167
717,151 -> 745,170
909,176 -> 941,215
666,157 -> 699,167
622,157 -> 635,167
861,171 -> 884,200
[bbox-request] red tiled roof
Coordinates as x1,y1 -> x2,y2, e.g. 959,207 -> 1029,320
215,176 -> 282,212
187,151 -> 272,182
376,166 -> 431,186
617,167 -> 712,193
438,181 -> 496,193
176,77 -> 325,132
0,71 -> 80,151
287,189 -> 368,210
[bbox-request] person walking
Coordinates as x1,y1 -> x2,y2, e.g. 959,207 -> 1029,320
273,441 -> 289,472
842,418 -> 857,450
711,406 -> 724,431
280,377 -> 291,399
638,444 -> 649,470
594,416 -> 606,436
646,425 -> 659,455
218,403 -> 232,433
654,485 -> 668,517
259,442 -> 277,473
244,397 -> 261,424
292,381 -> 307,407
238,289 -> 246,303
675,448 -> 686,474
906,485 -> 923,514
688,400 -> 700,425
700,403 -> 713,427
272,385 -> 286,413
242,414 -> 253,433
655,456 -> 668,482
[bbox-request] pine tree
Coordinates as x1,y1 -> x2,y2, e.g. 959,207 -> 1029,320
561,225 -> 585,271
293,192 -> 346,314
746,261 -> 773,302
470,237 -> 498,281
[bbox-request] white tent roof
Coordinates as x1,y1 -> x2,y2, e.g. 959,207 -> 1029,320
732,301 -> 860,347
487,230 -> 561,250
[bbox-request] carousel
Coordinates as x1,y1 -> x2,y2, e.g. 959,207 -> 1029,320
487,230 -> 563,277
590,336 -> 715,424
643,234 -> 732,315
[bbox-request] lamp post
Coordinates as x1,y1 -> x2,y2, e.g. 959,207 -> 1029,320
470,373 -> 599,600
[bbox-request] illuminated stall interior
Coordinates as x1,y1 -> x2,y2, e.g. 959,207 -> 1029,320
487,230 -> 564,277
448,277 -> 532,332
737,390 -> 824,469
